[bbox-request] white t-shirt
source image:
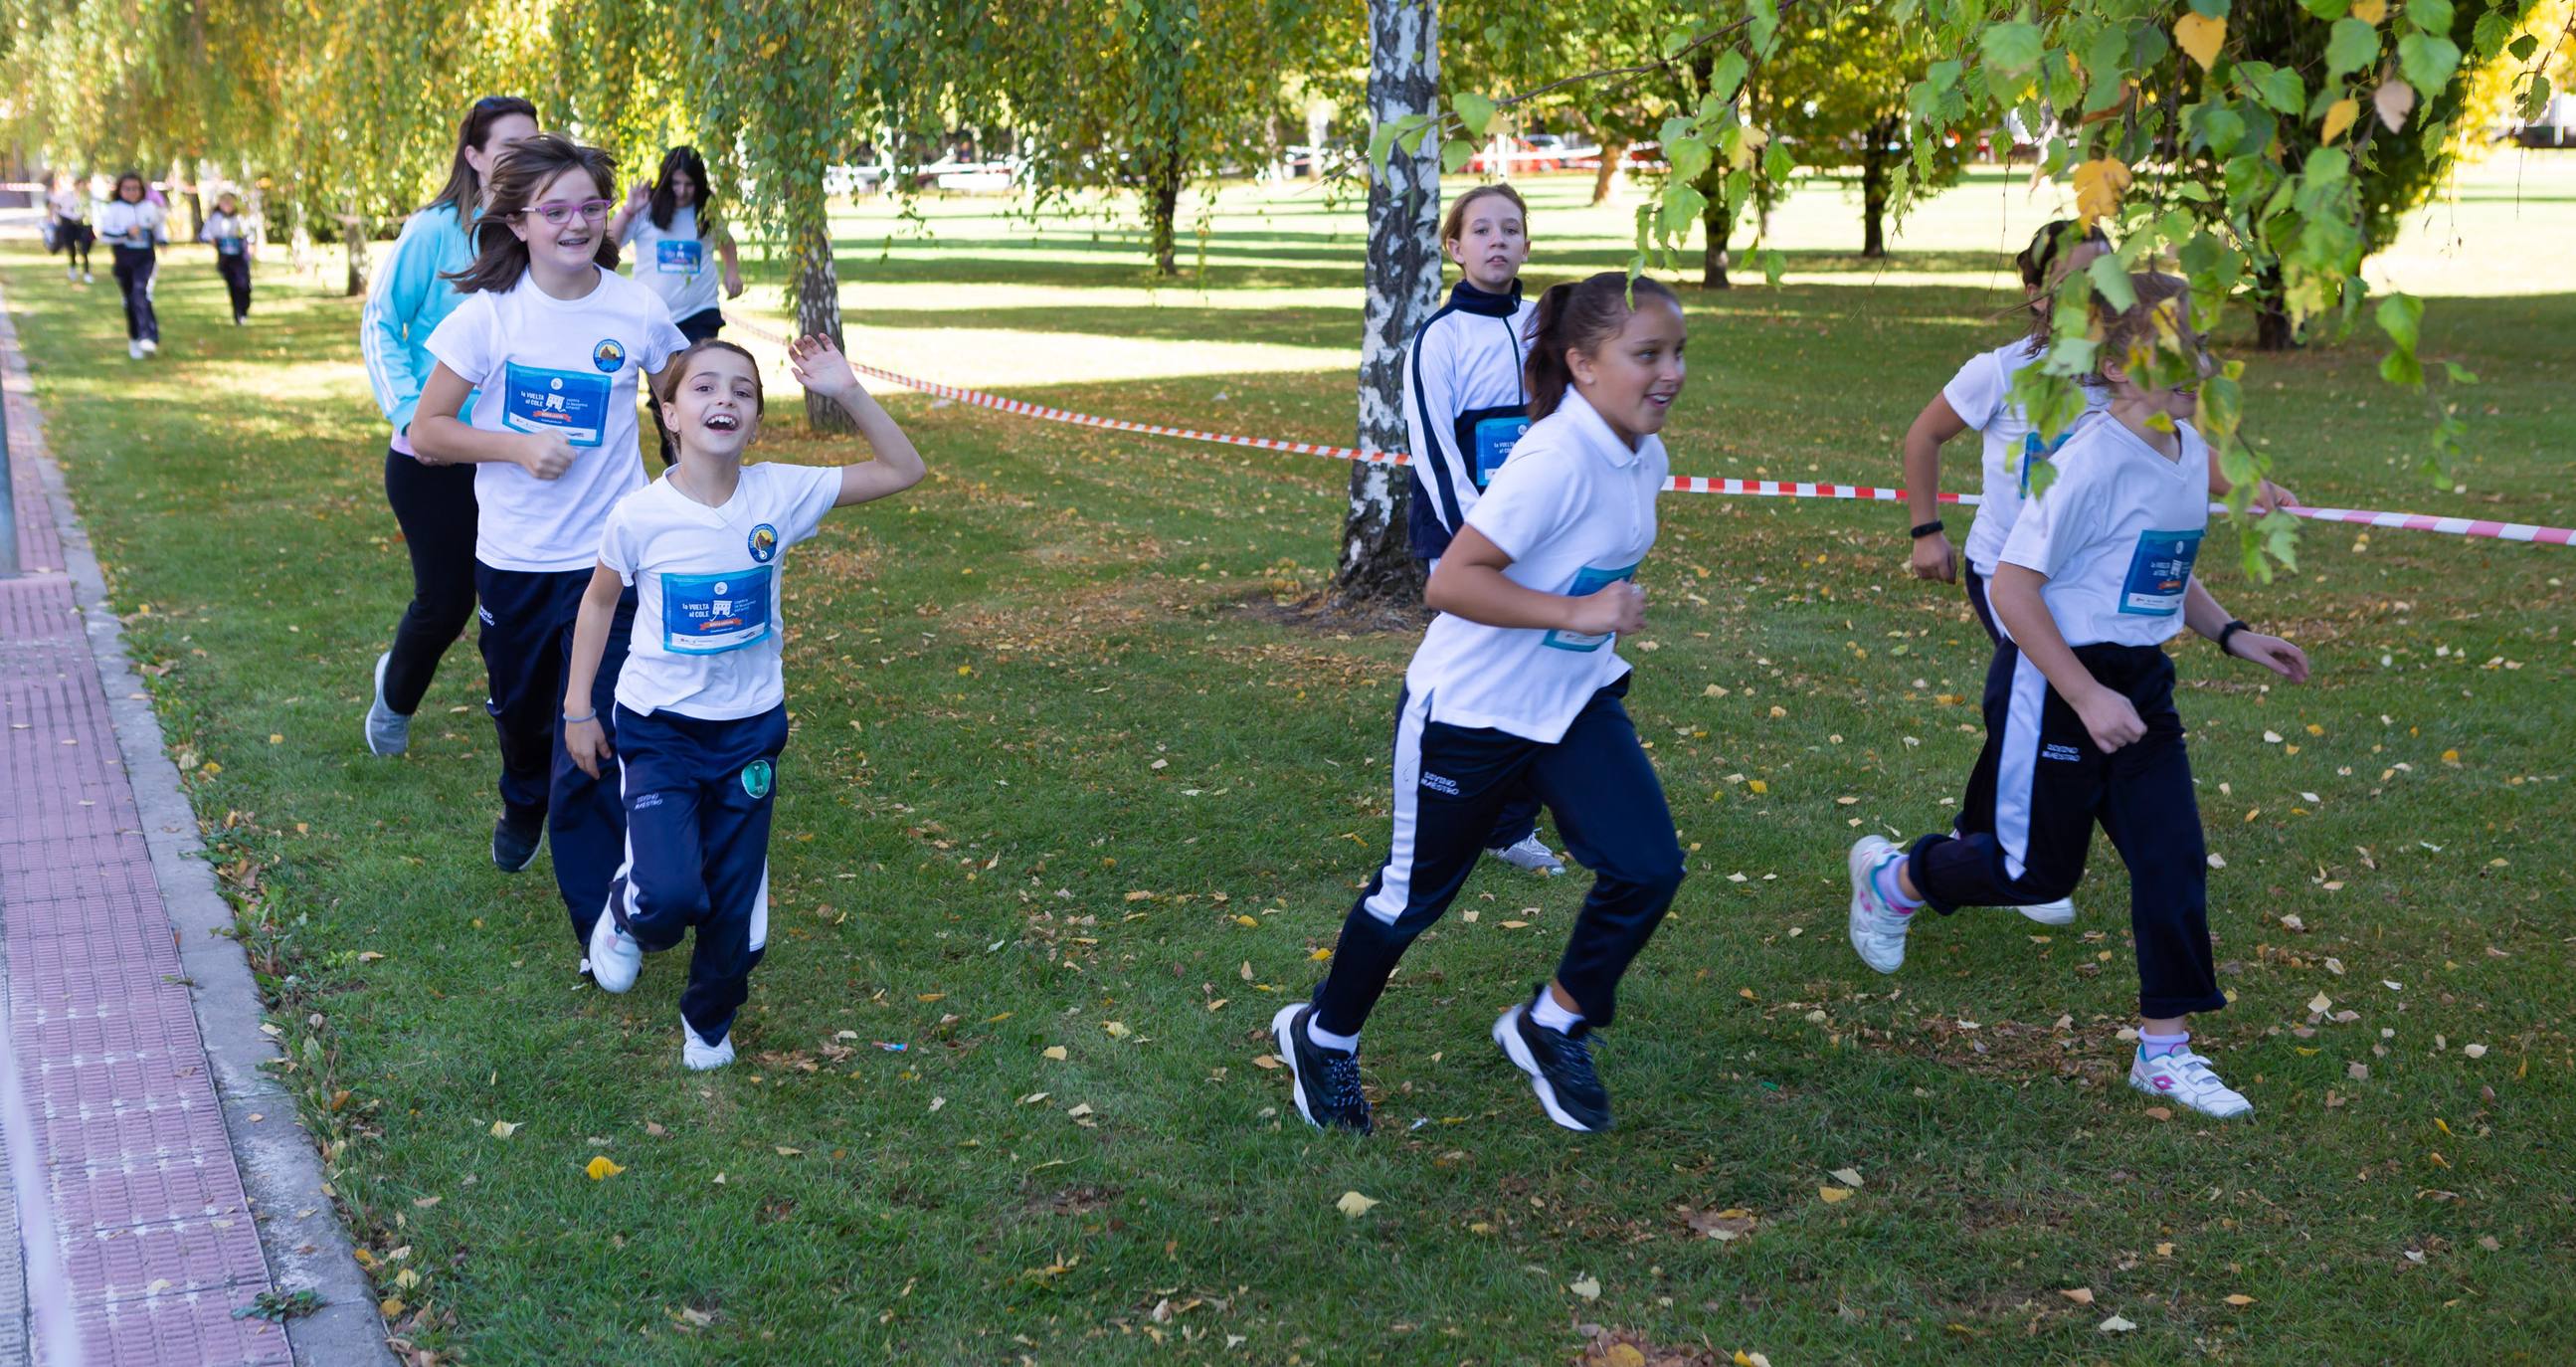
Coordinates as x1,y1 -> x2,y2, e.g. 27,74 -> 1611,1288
1997,417 -> 2210,650
1402,389 -> 1665,745
202,212 -> 251,255
96,200 -> 167,249
621,206 -> 723,322
50,190 -> 89,222
426,267 -> 687,572
597,463 -> 845,720
1943,339 -> 2110,576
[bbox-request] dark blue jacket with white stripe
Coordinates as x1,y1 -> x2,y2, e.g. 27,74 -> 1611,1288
1402,279 -> 1540,561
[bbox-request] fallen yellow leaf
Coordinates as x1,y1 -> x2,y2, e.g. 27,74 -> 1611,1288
584,1155 -> 624,1181
1817,1186 -> 1853,1204
1336,1191 -> 1380,1218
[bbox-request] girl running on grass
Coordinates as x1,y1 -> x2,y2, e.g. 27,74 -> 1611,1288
566,336 -> 925,1069
96,172 -> 166,360
411,134 -> 688,968
609,145 -> 747,466
1848,272 -> 2311,1119
1898,219 -> 2299,927
50,172 -> 94,284
1400,182 -> 1564,878
359,95 -> 541,760
200,190 -> 255,325
1278,272 -> 1690,1135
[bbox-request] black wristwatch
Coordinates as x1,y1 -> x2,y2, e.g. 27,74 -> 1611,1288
1910,519 -> 1945,539
2216,620 -> 2251,658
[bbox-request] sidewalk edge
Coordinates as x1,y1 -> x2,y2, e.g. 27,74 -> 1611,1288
0,284 -> 398,1367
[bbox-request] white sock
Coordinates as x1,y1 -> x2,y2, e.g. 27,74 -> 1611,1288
1530,991 -> 1582,1034
1305,1016 -> 1359,1054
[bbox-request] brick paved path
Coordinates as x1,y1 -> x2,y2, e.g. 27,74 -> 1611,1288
1,293 -> 290,1365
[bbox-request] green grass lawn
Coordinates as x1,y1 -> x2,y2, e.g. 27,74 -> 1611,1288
6,162 -> 2572,1365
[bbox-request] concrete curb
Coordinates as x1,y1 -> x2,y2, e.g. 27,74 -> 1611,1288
0,286 -> 398,1367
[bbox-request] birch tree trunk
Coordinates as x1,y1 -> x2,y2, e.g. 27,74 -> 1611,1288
785,174 -> 855,433
1332,0 -> 1441,608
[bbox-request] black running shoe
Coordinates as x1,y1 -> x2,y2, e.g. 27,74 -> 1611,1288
491,809 -> 545,874
1492,990 -> 1611,1132
1270,1002 -> 1371,1134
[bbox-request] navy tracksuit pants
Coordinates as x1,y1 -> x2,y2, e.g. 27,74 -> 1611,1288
603,703 -> 788,1045
474,564 -> 636,945
1313,677 -> 1687,1037
1905,640 -> 2225,1020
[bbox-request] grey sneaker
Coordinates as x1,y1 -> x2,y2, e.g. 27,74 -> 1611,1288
1487,834 -> 1566,876
363,652 -> 410,757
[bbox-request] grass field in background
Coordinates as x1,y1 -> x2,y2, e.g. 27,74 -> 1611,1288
3,158 -> 2571,1365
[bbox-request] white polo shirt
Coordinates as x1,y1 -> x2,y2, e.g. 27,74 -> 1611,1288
427,267 -> 687,572
1943,339 -> 2109,576
1998,416 -> 2210,650
1403,388 -> 1664,744
597,462 -> 844,720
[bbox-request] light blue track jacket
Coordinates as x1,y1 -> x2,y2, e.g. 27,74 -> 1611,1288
360,206 -> 479,446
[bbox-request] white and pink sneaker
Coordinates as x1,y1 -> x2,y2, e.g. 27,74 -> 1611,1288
1846,836 -> 1915,974
2129,1047 -> 2253,1118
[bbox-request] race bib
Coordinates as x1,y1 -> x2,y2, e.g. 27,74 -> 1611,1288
500,364 -> 612,448
1471,415 -> 1531,488
2117,529 -> 2203,616
656,239 -> 703,276
661,567 -> 773,654
216,235 -> 245,256
1543,561 -> 1640,652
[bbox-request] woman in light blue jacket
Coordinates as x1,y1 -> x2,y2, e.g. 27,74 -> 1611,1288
359,96 -> 538,761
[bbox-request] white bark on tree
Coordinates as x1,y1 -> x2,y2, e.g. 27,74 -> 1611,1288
1334,0 -> 1442,607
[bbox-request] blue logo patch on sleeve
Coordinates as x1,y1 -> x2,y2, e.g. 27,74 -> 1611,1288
747,523 -> 779,563
591,338 -> 626,373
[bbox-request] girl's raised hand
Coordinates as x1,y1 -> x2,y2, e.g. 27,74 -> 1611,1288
624,180 -> 652,214
787,334 -> 861,402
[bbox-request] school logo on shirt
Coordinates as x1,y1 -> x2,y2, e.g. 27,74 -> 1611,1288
748,523 -> 779,563
741,758 -> 774,800
591,338 -> 626,373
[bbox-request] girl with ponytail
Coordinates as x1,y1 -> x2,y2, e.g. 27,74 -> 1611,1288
1276,271 -> 1694,1137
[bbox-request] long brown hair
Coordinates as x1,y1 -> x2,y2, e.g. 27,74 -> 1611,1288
424,95 -> 538,224
442,134 -> 621,294
1524,272 -> 1681,422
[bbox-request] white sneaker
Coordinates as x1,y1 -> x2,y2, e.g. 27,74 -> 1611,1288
587,911 -> 643,993
682,1024 -> 735,1071
126,341 -> 144,360
2129,1047 -> 2253,1118
83,272 -> 93,284
139,338 -> 157,355
66,267 -> 78,282
1846,836 -> 1915,974
1487,834 -> 1566,876
2018,897 -> 2076,926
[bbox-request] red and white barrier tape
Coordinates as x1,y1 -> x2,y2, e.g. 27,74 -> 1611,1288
721,311 -> 2574,546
